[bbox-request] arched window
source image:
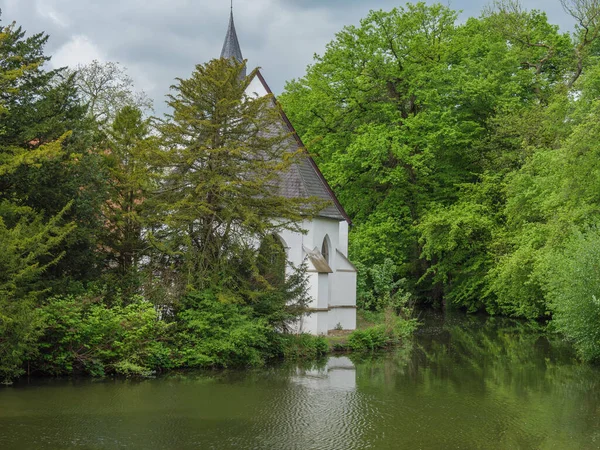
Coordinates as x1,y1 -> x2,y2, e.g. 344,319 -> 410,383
321,235 -> 330,264
258,234 -> 286,285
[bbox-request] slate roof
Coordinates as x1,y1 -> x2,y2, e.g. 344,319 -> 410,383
220,10 -> 246,78
254,71 -> 350,223
218,11 -> 350,223
303,246 -> 334,273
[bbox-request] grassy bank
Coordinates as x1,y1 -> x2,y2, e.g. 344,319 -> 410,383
282,308 -> 419,359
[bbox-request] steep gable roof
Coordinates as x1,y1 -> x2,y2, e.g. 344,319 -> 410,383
218,9 -> 350,224
254,71 -> 351,224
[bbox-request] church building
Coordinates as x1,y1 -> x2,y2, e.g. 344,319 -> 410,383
220,9 -> 357,335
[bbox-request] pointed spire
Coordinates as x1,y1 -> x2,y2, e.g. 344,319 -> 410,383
220,5 -> 246,78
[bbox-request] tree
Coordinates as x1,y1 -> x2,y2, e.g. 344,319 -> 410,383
280,2 -> 547,304
280,1 -> 597,315
0,17 -> 78,382
281,3 -> 467,300
68,60 -> 153,126
545,228 -> 600,362
100,105 -> 156,295
559,0 -> 600,86
149,57 -> 319,307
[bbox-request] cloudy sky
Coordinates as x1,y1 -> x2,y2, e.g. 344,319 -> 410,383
1,0 -> 576,114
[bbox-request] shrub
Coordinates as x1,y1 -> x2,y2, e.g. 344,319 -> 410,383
36,293 -> 173,377
545,229 -> 600,362
347,325 -> 390,351
348,307 -> 418,351
174,290 -> 272,368
356,258 -> 412,312
0,297 -> 44,383
275,333 -> 329,359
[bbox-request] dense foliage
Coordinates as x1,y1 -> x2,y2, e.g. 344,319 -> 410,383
347,308 -> 417,352
0,15 -> 335,383
280,0 -> 600,361
0,17 -> 104,381
6,0 -> 600,380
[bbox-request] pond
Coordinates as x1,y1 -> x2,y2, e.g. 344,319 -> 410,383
1,312 -> 599,449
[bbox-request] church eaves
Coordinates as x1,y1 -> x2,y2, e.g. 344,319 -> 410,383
220,10 -> 246,78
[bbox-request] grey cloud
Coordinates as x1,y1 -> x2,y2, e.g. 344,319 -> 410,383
1,0 -> 576,117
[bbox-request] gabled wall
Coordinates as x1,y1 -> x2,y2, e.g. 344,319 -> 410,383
244,71 -> 356,335
281,217 -> 356,335
246,75 -> 269,98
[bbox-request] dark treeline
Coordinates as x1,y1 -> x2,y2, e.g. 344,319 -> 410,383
280,0 -> 600,362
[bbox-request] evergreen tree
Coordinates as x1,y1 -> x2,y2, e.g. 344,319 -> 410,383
100,105 -> 155,296
0,17 -> 77,381
150,58 -> 318,308
0,16 -> 107,290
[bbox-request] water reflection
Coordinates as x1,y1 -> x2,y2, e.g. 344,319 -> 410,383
292,356 -> 357,390
1,312 -> 600,449
258,357 -> 366,449
350,312 -> 600,449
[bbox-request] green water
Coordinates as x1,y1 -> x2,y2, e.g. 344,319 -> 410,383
1,312 -> 600,449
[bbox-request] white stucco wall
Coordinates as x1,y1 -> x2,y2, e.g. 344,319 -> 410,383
338,221 -> 349,257
279,217 -> 357,335
305,272 -> 319,309
245,75 -> 269,98
331,250 -> 357,307
330,271 -> 357,306
328,307 -> 357,331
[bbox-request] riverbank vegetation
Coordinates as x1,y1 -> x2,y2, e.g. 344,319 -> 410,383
280,0 -> 600,362
0,17 -> 333,383
4,0 -> 600,381
268,307 -> 418,357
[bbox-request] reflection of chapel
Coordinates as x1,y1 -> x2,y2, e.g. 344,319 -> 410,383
220,9 -> 357,334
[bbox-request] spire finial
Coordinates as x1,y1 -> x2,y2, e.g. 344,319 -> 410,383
231,0 -> 233,11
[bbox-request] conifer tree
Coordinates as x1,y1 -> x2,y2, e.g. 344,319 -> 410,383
0,15 -> 107,288
151,58 -> 319,300
100,105 -> 155,295
0,18 -> 76,382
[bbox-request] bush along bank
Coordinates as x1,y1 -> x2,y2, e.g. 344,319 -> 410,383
326,308 -> 419,352
3,291 -> 417,383
266,308 -> 419,361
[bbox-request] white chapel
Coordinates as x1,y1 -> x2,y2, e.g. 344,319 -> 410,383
220,9 -> 357,335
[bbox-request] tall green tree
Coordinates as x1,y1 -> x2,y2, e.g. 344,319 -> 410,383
468,0 -> 600,318
280,2 -> 559,305
0,16 -> 107,290
99,105 -> 155,296
280,1 -> 598,316
281,3 -> 466,303
150,58 -> 318,307
0,17 -> 78,382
